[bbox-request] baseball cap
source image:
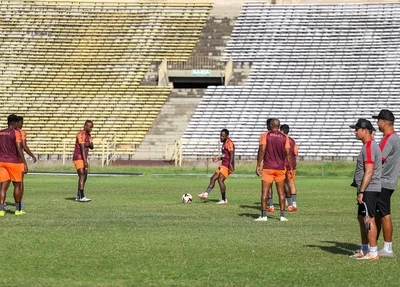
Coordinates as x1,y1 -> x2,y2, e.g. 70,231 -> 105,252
349,118 -> 375,131
372,109 -> 395,122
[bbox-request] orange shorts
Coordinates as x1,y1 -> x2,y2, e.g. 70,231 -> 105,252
286,169 -> 296,181
73,160 -> 88,170
262,169 -> 286,183
0,166 -> 10,182
215,165 -> 232,179
0,162 -> 23,182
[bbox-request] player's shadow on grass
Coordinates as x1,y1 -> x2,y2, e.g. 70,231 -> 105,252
307,241 -> 359,255
200,199 -> 219,203
65,197 -> 77,201
239,203 -> 260,210
238,212 -> 259,219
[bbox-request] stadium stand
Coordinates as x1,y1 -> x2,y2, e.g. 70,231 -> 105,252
183,2 -> 400,160
0,0 -> 212,158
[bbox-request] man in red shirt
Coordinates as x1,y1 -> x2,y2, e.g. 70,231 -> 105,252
0,114 -> 28,216
73,120 -> 94,202
198,129 -> 235,204
255,119 -> 293,221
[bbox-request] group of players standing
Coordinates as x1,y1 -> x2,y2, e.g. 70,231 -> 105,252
0,116 -> 94,216
197,118 -> 298,222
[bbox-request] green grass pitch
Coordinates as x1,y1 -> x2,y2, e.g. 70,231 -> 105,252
1,173 -> 399,287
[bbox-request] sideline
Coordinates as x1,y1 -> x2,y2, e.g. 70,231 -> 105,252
28,172 -> 144,177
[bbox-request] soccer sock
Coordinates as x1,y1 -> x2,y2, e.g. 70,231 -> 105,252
369,246 -> 378,257
286,197 -> 293,206
221,192 -> 226,201
384,241 -> 393,252
0,204 -> 4,211
15,202 -> 21,211
205,186 -> 212,194
78,189 -> 85,198
76,189 -> 80,198
261,210 -> 266,217
280,210 -> 285,218
268,198 -> 273,207
361,244 -> 369,254
292,194 -> 297,206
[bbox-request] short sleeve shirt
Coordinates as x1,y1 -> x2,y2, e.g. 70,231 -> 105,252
379,132 -> 400,190
259,130 -> 290,170
221,138 -> 235,169
354,140 -> 382,192
0,128 -> 22,163
73,130 -> 92,161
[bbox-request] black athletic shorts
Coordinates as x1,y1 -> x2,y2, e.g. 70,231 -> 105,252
376,188 -> 394,217
358,191 -> 379,217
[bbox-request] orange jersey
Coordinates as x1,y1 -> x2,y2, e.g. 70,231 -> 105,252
0,128 -> 22,163
259,130 -> 290,170
73,130 -> 92,161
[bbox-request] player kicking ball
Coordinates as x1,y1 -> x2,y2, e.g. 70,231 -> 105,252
198,129 -> 235,204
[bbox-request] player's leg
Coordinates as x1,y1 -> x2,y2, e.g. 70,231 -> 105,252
275,178 -> 288,221
267,186 -> 274,212
286,170 -> 297,211
216,173 -> 228,204
254,169 -> 273,221
198,170 -> 219,199
76,168 -> 90,202
12,181 -> 23,213
0,180 -> 11,216
376,188 -> 394,256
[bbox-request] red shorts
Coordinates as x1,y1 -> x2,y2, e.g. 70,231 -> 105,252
0,162 -> 23,182
73,160 -> 87,170
286,169 -> 296,181
262,169 -> 286,183
215,165 -> 232,179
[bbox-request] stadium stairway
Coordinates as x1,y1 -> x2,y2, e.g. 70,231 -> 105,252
132,89 -> 204,160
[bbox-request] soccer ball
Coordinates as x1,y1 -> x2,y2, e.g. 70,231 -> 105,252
181,193 -> 193,203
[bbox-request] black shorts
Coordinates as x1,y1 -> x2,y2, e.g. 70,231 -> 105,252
358,192 -> 379,218
376,188 -> 394,217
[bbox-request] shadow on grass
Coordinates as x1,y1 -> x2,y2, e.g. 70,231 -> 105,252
199,199 -> 219,203
307,241 -> 359,255
239,204 -> 260,210
238,212 -> 259,219
65,197 -> 77,201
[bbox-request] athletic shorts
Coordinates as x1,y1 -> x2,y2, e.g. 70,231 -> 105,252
262,169 -> 286,183
286,169 -> 296,181
0,166 -> 10,182
215,165 -> 232,179
73,160 -> 88,170
376,188 -> 394,217
358,191 -> 379,218
0,162 -> 23,182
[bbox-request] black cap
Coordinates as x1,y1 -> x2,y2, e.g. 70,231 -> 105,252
372,109 -> 395,122
349,118 -> 375,131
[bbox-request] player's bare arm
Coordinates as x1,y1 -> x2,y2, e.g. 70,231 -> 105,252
285,147 -> 294,177
357,163 -> 374,204
256,144 -> 266,176
212,156 -> 220,162
22,138 -> 37,163
229,150 -> 235,172
80,143 -> 88,168
16,142 -> 28,173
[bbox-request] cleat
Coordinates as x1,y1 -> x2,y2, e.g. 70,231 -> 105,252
254,216 -> 268,222
378,249 -> 394,257
216,199 -> 228,205
15,210 -> 26,215
356,253 -> 379,260
288,205 -> 297,212
0,211 -> 5,217
78,197 -> 91,202
197,193 -> 208,199
280,216 -> 288,221
75,197 -> 80,202
267,206 -> 275,212
349,252 -> 365,259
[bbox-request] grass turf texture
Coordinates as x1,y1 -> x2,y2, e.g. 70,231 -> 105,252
1,174 -> 399,287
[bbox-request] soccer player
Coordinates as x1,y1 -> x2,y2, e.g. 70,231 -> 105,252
265,118 -> 275,213
280,124 -> 298,211
372,109 -> 400,257
198,129 -> 235,204
349,119 -> 381,260
73,120 -> 94,202
255,118 -> 293,222
0,114 -> 28,216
